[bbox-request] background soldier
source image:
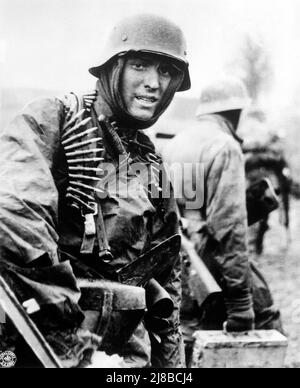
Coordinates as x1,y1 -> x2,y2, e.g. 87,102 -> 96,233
240,109 -> 292,254
0,14 -> 191,368
162,77 -> 282,361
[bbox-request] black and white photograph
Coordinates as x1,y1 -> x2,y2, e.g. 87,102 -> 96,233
0,0 -> 300,371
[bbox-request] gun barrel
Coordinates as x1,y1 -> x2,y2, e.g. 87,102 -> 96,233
181,234 -> 222,308
145,278 -> 174,319
0,276 -> 63,368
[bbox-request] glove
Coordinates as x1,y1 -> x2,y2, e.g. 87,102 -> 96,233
224,293 -> 255,333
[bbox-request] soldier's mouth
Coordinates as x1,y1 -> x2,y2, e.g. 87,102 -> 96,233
135,96 -> 158,104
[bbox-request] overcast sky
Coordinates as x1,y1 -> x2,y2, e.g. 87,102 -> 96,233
1,0 -> 300,108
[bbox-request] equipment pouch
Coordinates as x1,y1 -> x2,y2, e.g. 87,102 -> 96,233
78,278 -> 146,356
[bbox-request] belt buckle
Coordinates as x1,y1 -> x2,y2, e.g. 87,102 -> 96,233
82,202 -> 98,237
81,202 -> 98,217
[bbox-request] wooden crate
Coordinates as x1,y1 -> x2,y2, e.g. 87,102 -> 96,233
191,330 -> 288,368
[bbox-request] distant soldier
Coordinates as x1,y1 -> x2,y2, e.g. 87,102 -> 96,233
241,111 -> 291,254
163,77 -> 282,353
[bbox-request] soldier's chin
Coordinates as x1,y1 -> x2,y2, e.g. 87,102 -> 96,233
129,107 -> 155,121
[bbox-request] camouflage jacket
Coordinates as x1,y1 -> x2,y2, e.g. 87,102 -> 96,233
162,114 -> 252,300
0,91 -> 183,367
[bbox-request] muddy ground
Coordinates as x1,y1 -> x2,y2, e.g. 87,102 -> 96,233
255,199 -> 300,368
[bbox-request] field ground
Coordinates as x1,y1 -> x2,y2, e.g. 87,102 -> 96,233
256,199 -> 300,368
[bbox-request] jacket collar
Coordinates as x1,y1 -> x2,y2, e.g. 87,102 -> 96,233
213,114 -> 244,145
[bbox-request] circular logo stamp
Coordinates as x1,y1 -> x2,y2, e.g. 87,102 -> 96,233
0,351 -> 17,368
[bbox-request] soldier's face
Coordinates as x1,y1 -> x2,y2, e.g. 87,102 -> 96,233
121,54 -> 173,121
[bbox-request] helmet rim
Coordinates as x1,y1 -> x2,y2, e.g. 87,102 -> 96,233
89,50 -> 191,92
196,76 -> 251,117
88,14 -> 191,92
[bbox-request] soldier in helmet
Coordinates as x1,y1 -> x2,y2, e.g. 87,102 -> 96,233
0,14 -> 190,368
240,109 -> 292,254
162,77 -> 282,351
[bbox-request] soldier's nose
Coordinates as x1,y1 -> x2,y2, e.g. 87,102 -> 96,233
144,67 -> 160,90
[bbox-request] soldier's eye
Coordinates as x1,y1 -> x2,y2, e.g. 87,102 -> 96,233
159,65 -> 172,77
132,61 -> 146,70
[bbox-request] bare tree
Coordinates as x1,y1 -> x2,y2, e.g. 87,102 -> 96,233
228,34 -> 274,103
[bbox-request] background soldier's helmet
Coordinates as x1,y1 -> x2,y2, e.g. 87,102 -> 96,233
196,76 -> 251,117
89,13 -> 191,91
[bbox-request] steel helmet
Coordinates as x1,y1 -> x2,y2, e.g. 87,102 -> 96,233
196,76 -> 251,117
89,13 -> 191,92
